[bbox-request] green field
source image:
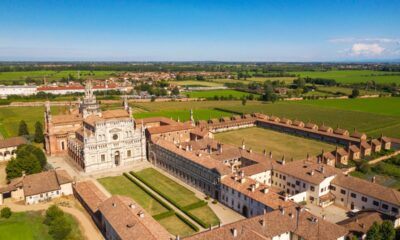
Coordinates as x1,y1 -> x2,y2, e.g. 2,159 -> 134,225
0,70 -> 118,84
218,100 -> 400,138
169,80 -> 223,87
134,109 -> 231,121
293,70 -> 400,84
0,210 -> 82,240
215,127 -> 335,160
0,106 -> 65,138
157,214 -> 196,237
98,176 -> 168,215
186,89 -> 258,99
293,97 -> 400,116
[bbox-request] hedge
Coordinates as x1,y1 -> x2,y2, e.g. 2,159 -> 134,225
175,212 -> 199,232
130,171 -> 215,228
123,172 -> 172,211
152,210 -> 175,220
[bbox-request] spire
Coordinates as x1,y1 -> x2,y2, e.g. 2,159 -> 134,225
190,109 -> 195,126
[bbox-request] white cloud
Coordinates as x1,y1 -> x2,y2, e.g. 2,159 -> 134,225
350,43 -> 385,56
329,37 -> 400,44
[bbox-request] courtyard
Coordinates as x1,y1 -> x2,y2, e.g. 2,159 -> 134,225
215,127 -> 337,161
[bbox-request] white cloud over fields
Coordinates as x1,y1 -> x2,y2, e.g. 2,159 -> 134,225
351,43 -> 385,56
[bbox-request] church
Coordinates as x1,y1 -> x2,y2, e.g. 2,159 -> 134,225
44,80 -> 146,173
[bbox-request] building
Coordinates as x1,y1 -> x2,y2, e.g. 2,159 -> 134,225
0,136 -> 27,161
98,195 -> 171,240
0,170 -> 73,205
0,85 -> 37,97
44,80 -> 146,173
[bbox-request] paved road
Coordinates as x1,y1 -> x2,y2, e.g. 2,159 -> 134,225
3,197 -> 104,240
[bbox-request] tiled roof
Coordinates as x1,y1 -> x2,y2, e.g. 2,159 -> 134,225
23,170 -> 72,197
337,210 -> 389,237
147,123 -> 194,135
332,174 -> 400,206
0,137 -> 27,149
51,113 -> 82,124
74,181 -> 108,213
99,195 -> 171,240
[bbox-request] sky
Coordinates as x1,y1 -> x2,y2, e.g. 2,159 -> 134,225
0,0 -> 399,62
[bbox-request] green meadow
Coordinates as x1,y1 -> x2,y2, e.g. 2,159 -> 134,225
293,70 -> 400,84
186,89 -> 258,99
134,109 -> 231,121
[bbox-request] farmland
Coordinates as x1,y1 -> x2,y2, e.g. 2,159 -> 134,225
215,127 -> 335,160
185,89 -> 258,99
292,70 -> 400,84
169,80 -> 223,87
134,109 -> 231,121
0,70 -> 117,84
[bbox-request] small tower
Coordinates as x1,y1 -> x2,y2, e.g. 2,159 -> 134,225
190,109 -> 195,127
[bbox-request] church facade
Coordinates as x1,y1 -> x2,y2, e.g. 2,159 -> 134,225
44,80 -> 146,173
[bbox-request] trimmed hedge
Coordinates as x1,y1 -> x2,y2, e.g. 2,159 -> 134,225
175,212 -> 199,232
181,200 -> 208,211
130,171 -> 217,228
123,172 -> 172,211
152,210 -> 175,220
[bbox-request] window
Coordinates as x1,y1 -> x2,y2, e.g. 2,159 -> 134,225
310,186 -> 315,192
382,204 -> 388,210
309,196 -> 314,201
113,134 -> 118,140
392,207 -> 398,213
330,185 -> 336,191
373,201 -> 379,206
287,182 -> 290,186
340,189 -> 346,195
283,176 -> 286,180
127,150 -> 131,157
101,154 -> 105,162
351,193 -> 357,198
361,196 -> 368,202
296,181 -> 300,186
303,183 -> 306,188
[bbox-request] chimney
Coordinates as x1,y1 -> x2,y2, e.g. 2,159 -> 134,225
185,145 -> 189,151
129,203 -> 136,209
269,151 -> 273,159
241,140 -> 245,150
176,235 -> 180,240
279,207 -> 285,215
320,166 -> 325,173
310,170 -> 315,176
240,171 -> 245,178
322,215 -> 326,220
249,148 -> 252,153
138,211 -> 145,218
232,228 -> 237,237
189,145 -> 193,151
263,149 -> 267,156
262,188 -> 269,194
207,144 -> 212,154
240,178 -> 246,184
260,219 -> 266,227
218,143 -> 223,154
371,176 -> 376,183
112,203 -> 116,207
251,184 -> 256,192
281,155 -> 285,165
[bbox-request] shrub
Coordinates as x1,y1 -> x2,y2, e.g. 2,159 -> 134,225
212,200 -> 218,204
1,207 -> 12,218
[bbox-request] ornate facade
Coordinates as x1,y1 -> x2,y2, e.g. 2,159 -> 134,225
44,80 -> 146,173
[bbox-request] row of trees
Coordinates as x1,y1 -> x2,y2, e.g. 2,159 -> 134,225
6,144 -> 47,180
18,120 -> 44,143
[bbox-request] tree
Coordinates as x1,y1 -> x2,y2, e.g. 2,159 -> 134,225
262,84 -> 278,103
44,205 -> 64,225
34,121 -> 44,143
380,220 -> 395,240
1,207 -> 12,218
17,144 -> 47,168
6,144 -> 45,180
241,97 -> 247,106
366,222 -> 382,240
350,88 -> 360,98
171,86 -> 180,96
18,120 -> 29,136
45,205 -> 72,240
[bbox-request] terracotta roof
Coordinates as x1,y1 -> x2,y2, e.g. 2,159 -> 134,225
273,159 -> 341,185
371,139 -> 381,146
51,113 -> 82,124
147,123 -> 194,135
74,181 -> 108,213
351,131 -> 366,139
101,109 -> 130,119
221,175 -> 296,210
360,141 -> 371,149
23,170 -> 72,197
337,210 -> 388,237
336,147 -> 348,156
332,174 -> 400,206
349,145 -> 360,153
185,206 -> 347,240
305,123 -> 318,130
99,195 -> 171,240
334,128 -> 349,135
0,137 -> 27,149
319,125 -> 332,132
138,117 -> 177,126
292,120 -> 304,127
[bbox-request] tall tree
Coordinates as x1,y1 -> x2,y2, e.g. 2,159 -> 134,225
34,121 -> 44,143
366,222 -> 382,240
380,220 -> 395,240
18,120 -> 29,136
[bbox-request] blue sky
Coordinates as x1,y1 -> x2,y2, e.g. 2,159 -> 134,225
0,0 -> 399,61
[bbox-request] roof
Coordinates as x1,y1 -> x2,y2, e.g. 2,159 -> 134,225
221,175 -> 295,210
84,109 -> 130,125
147,123 -> 194,135
184,206 -> 347,240
98,195 -> 171,240
305,122 -> 318,129
139,117 -> 177,126
336,147 -> 348,156
349,145 -> 360,153
52,113 -> 82,124
334,128 -> 348,135
351,131 -> 366,139
292,120 -> 304,127
0,137 -> 27,149
319,125 -> 332,132
74,181 -> 108,213
273,159 -> 341,185
23,170 -> 73,196
332,174 -> 400,206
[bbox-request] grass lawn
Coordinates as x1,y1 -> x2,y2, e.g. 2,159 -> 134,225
134,109 -> 232,121
134,168 -> 199,207
316,86 -> 381,96
215,127 -> 335,160
0,211 -> 51,240
186,89 -> 258,99
0,210 -> 82,240
0,106 -> 64,138
187,206 -> 220,227
157,214 -> 196,237
98,176 -> 168,216
292,70 -> 400,84
132,100 -> 253,112
219,101 -> 400,139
